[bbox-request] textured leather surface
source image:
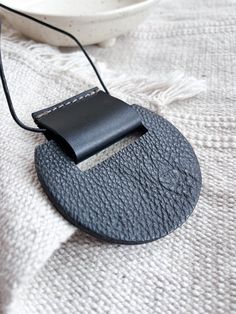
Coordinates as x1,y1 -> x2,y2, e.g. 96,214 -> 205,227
32,88 -> 143,163
35,105 -> 202,244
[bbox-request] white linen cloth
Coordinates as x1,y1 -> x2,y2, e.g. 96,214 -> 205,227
0,1 -> 235,313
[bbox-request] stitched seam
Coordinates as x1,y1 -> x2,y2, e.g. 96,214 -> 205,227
35,89 -> 97,119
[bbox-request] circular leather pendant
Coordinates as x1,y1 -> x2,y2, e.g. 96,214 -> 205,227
35,105 -> 201,244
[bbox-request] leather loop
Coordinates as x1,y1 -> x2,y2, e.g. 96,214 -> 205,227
32,88 -> 144,163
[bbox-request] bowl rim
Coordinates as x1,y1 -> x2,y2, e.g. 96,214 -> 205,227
1,0 -> 157,21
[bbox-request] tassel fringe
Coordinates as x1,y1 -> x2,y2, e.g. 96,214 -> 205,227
3,25 -> 207,113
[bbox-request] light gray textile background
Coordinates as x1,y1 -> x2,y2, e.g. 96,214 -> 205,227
0,0 -> 235,313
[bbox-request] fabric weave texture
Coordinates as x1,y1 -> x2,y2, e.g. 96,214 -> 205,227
0,0 -> 235,313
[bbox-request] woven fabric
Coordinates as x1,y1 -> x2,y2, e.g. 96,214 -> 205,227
0,0 -> 235,313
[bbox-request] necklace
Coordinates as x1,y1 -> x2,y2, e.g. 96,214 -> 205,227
0,3 -> 202,244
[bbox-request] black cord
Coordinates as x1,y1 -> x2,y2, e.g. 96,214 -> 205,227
0,3 -> 109,133
0,19 -> 46,132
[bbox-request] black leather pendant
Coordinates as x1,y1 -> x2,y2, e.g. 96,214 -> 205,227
33,89 -> 201,244
0,4 -> 201,244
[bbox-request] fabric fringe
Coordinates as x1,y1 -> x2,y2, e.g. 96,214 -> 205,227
106,70 -> 206,112
3,25 -> 206,113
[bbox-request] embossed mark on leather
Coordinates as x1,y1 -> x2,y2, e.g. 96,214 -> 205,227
159,167 -> 180,190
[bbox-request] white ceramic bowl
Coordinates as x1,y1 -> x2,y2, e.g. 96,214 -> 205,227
0,0 -> 157,47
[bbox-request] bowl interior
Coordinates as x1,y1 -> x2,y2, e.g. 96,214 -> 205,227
2,0 -> 150,15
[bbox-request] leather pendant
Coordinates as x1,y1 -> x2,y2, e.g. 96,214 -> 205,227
34,89 -> 201,244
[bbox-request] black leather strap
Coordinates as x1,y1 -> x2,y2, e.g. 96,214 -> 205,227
32,88 -> 144,163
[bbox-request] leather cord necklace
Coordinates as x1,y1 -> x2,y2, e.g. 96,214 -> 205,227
0,3 -> 202,244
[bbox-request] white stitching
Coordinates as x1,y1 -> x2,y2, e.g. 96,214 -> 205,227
36,90 -> 97,119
